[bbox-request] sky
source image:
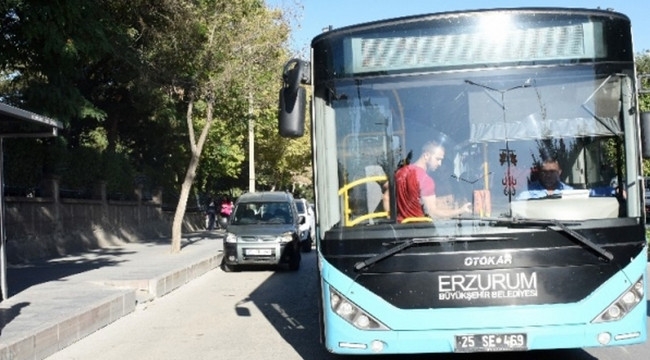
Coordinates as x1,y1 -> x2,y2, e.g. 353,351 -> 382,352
266,0 -> 650,56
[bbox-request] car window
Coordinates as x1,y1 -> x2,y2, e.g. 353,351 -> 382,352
232,204 -> 259,224
233,201 -> 294,225
295,201 -> 306,214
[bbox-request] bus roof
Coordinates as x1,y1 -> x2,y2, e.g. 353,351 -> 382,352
312,7 -> 630,46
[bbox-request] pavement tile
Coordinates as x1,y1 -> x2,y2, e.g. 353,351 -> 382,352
0,231 -> 224,360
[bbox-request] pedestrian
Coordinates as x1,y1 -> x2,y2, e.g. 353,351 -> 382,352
219,196 -> 233,228
206,198 -> 217,230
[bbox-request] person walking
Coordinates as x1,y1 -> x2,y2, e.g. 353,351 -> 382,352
218,196 -> 233,228
206,198 -> 217,230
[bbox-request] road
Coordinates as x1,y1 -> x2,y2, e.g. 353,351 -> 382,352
47,252 -> 648,360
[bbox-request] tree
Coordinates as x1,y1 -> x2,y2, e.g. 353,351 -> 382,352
0,0 -> 182,197
150,0 -> 292,253
255,106 -> 311,191
636,52 -> 650,175
0,0 -> 114,123
638,52 -> 650,112
1,0 -> 309,253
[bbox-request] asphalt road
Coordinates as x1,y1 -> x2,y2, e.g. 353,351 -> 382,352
46,252 -> 649,360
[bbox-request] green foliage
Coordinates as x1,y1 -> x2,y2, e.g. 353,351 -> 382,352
254,105 -> 312,191
3,136 -> 136,198
0,0 -> 309,204
637,52 -> 650,175
2,138 -> 53,189
0,0 -> 119,123
638,53 -> 650,112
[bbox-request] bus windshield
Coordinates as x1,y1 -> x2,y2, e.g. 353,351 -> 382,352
310,10 -> 640,230
317,69 -> 638,228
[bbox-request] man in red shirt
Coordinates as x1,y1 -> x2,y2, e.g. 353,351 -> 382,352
390,141 -> 472,223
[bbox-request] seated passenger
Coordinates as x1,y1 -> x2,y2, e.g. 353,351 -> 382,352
233,207 -> 257,224
517,158 -> 573,200
244,208 -> 256,220
273,208 -> 290,223
385,141 -> 472,222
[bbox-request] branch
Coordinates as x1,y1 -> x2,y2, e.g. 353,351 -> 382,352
186,95 -> 197,153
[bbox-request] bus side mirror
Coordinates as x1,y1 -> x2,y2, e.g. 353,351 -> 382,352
279,59 -> 310,138
641,112 -> 650,159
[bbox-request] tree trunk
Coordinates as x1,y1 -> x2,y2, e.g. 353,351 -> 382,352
170,154 -> 201,253
170,98 -> 214,253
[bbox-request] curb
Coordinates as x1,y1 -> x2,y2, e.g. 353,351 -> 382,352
0,286 -> 135,360
149,252 -> 222,298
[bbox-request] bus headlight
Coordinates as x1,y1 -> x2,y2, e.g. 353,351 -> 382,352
593,276 -> 644,323
329,286 -> 389,330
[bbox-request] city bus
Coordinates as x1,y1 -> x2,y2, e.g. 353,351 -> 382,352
278,7 -> 648,354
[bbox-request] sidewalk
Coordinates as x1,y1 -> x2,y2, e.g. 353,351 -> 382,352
0,231 -> 224,360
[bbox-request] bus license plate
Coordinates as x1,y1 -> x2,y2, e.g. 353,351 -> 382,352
245,248 -> 273,256
455,333 -> 527,352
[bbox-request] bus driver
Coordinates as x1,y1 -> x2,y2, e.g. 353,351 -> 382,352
517,157 -> 573,200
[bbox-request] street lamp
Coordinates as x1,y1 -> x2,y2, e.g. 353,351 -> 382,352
248,92 -> 255,193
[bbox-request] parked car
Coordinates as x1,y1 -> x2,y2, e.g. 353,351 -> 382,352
294,198 -> 315,252
222,191 -> 304,272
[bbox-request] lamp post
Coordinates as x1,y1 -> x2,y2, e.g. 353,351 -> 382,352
248,92 -> 255,193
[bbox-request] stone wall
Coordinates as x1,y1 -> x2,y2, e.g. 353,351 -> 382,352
3,178 -> 204,264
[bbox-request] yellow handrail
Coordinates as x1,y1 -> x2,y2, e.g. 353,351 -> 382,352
338,175 -> 388,226
348,212 -> 389,226
401,217 -> 433,223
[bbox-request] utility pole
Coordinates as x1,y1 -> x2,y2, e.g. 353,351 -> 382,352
248,92 -> 255,192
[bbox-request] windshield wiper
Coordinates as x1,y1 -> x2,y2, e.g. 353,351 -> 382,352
494,218 -> 613,262
549,219 -> 613,262
354,235 -> 514,272
353,217 -> 612,272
